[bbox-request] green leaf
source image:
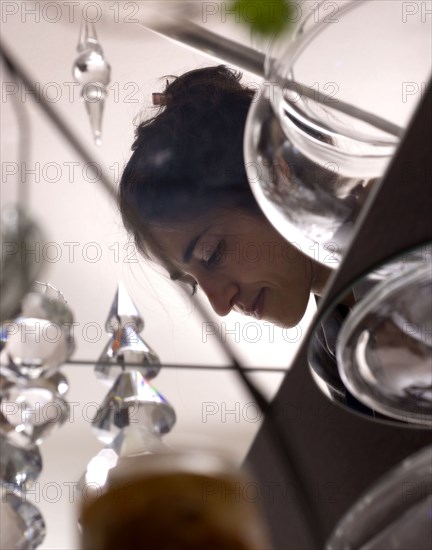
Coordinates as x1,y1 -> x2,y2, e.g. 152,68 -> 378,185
229,0 -> 295,37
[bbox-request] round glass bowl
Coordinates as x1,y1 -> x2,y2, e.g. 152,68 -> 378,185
244,0 -> 431,265
307,243 -> 432,426
337,258 -> 432,426
326,445 -> 432,549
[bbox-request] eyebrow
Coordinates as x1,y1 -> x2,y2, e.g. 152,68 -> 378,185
182,227 -> 210,264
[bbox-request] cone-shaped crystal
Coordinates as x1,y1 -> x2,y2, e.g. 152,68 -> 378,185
2,291 -> 74,379
0,435 -> 42,490
95,325 -> 160,383
105,282 -> 144,334
77,425 -> 167,501
0,483 -> 46,549
1,377 -> 69,447
73,20 -> 111,145
92,371 -> 176,444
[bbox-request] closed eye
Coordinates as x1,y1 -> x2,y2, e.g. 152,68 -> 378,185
204,240 -> 224,268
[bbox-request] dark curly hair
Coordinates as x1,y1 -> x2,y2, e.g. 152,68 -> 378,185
118,65 -> 259,259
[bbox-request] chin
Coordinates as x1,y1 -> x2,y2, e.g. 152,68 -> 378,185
267,303 -> 308,329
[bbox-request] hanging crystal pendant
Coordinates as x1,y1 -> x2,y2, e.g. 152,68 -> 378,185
78,425 -> 167,501
0,435 -> 42,490
72,20 -> 111,146
96,282 -> 160,381
0,483 -> 46,550
2,289 -> 75,379
46,371 -> 69,396
92,371 -> 176,444
105,281 -> 144,334
95,325 -> 160,383
1,375 -> 69,447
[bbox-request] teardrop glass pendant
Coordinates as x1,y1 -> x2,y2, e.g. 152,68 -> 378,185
72,20 -> 111,146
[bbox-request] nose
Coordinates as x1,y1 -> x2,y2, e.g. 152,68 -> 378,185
197,274 -> 239,317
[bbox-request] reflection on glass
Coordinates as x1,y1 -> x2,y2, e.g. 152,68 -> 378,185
326,445 -> 432,550
337,259 -> 432,425
245,0 -> 431,265
307,243 -> 432,426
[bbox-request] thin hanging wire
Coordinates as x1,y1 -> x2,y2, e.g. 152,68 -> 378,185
2,59 -> 31,209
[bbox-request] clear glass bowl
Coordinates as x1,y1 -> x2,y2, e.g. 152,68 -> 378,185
326,445 -> 432,549
244,0 -> 431,265
337,256 -> 432,426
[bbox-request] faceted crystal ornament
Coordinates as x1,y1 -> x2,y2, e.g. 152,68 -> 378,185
0,435 -> 42,490
0,207 -> 44,323
92,371 -> 176,444
0,483 -> 46,549
2,290 -> 75,379
77,425 -> 167,500
1,376 -> 69,446
1,361 -> 69,397
95,324 -> 160,383
105,281 -> 144,334
47,371 -> 69,396
73,20 -> 111,146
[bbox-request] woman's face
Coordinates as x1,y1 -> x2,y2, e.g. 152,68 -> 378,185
149,209 -> 316,328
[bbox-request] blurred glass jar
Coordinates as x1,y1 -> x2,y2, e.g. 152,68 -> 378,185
79,449 -> 272,550
245,0 -> 431,265
326,445 -> 432,549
